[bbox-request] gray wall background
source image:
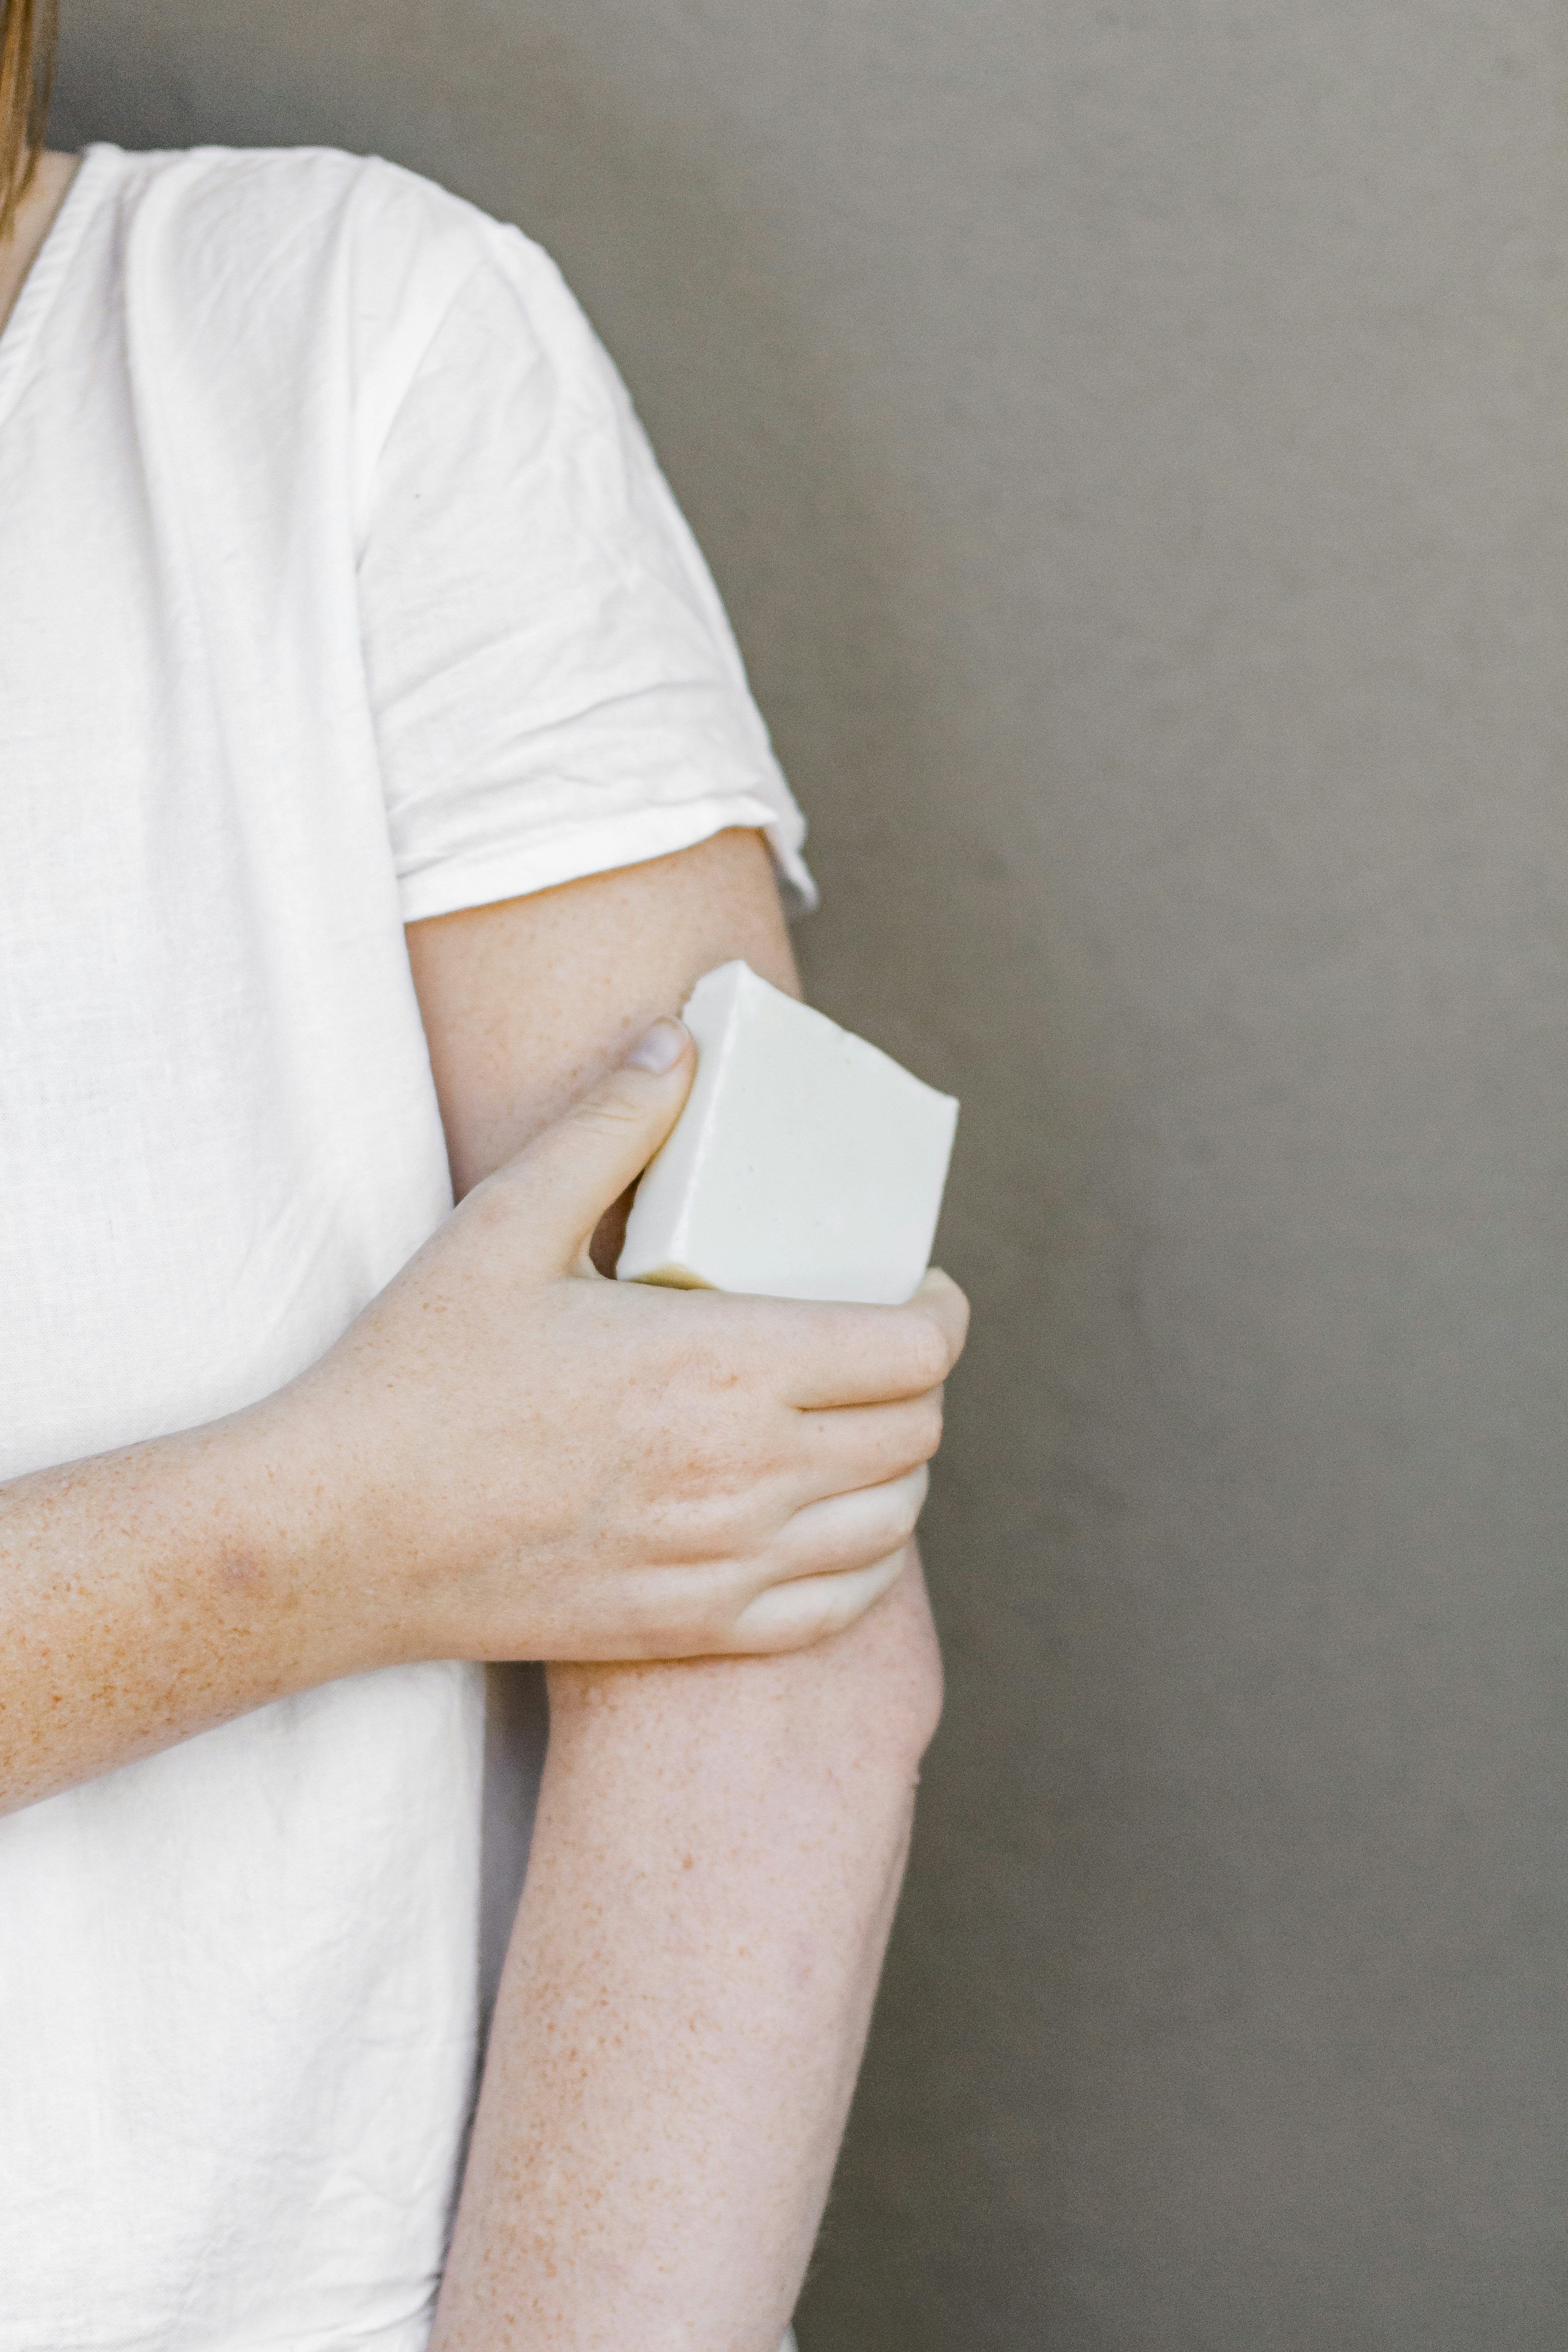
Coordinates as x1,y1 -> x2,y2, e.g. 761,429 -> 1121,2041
53,4 -> 1568,2345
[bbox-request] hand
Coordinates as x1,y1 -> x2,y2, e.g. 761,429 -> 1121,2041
276,1018 -> 968,1665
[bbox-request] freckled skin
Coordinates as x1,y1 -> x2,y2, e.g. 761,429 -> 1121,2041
0,834 -> 954,2342
435,1586 -> 938,2349
4,173 -> 955,2335
415,833 -> 946,2347
0,1018 -> 957,1810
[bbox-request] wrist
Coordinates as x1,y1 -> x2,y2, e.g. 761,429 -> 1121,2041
208,1382 -> 403,1691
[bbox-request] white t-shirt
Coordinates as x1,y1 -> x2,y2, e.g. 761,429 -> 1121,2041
0,143 -> 808,2352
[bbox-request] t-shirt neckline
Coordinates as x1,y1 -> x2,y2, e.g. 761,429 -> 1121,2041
0,144 -> 117,435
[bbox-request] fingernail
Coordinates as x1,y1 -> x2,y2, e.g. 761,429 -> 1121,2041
624,1018 -> 687,1074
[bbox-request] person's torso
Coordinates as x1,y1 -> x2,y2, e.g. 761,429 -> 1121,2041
0,146 -> 486,2352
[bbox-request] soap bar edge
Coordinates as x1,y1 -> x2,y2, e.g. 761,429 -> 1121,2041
616,958 -> 960,1300
628,961 -> 749,1273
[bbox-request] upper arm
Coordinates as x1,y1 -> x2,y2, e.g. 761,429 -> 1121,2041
405,826 -> 799,1203
360,192 -> 813,1165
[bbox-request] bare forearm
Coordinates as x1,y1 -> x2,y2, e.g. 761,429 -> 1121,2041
0,1405 -> 360,1813
432,1549 -> 941,2352
410,831 -> 955,2342
10,840 -> 790,1816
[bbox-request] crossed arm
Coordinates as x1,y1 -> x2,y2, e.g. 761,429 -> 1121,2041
0,822 -> 948,2345
412,828 -> 942,2348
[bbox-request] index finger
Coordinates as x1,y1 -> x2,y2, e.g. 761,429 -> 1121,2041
776,1269 -> 970,1409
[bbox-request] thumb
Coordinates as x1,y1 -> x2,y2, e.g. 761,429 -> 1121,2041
503,1017 -> 696,1274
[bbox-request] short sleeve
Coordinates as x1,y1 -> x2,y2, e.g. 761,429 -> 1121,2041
354,197 -> 815,923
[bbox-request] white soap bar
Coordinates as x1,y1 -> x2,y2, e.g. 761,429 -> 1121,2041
617,960 -> 958,1306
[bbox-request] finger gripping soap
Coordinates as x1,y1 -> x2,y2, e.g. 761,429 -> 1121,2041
616,960 -> 958,1306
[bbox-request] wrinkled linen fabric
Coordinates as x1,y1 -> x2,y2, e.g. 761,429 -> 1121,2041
0,142 -> 808,2351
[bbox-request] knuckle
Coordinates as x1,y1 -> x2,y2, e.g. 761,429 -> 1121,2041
569,1089 -> 647,1141
452,1174 -> 522,1242
687,1577 -> 752,1655
648,1486 -> 745,1561
907,1314 -> 951,1391
892,1489 -> 923,1541
657,1412 -> 765,1507
673,1320 -> 753,1401
635,1559 -> 750,1660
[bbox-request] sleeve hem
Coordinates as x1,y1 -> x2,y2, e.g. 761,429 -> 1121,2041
395,794 -> 818,926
